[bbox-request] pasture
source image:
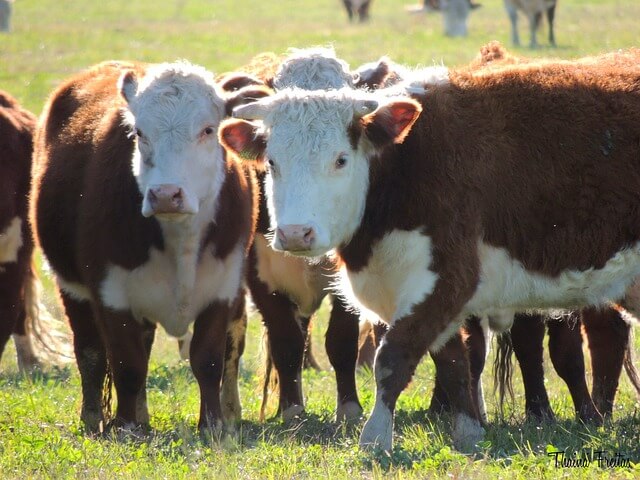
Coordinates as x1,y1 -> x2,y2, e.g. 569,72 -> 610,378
1,0 -> 640,478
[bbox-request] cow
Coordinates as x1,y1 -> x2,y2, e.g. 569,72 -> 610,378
220,52 -> 640,451
30,60 -> 263,433
343,0 -> 372,23
0,89 -> 40,371
505,0 -> 557,48
0,0 -> 12,32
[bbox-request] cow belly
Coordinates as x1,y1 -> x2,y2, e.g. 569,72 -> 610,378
340,229 -> 439,324
0,217 -> 23,264
100,244 -> 244,337
254,233 -> 328,315
465,242 -> 640,315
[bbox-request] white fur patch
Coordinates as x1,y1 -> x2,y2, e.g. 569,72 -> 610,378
100,243 -> 244,338
359,392 -> 394,451
339,229 -> 438,325
465,241 -> 640,316
0,216 -> 23,264
254,234 -> 329,316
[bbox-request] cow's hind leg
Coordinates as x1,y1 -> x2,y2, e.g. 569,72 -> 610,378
511,313 -> 554,421
326,295 -> 362,422
221,294 -> 247,425
135,320 -> 156,428
546,3 -> 557,47
582,306 -> 628,417
61,292 -> 108,432
101,308 -> 149,430
190,301 -> 232,432
547,313 -> 602,424
506,4 -> 520,46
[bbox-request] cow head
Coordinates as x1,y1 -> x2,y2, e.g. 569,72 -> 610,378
119,62 -> 227,220
219,89 -> 421,256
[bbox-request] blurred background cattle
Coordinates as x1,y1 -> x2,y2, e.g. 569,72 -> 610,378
0,0 -> 12,32
505,0 -> 557,48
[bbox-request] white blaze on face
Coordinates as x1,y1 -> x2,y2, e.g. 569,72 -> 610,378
121,62 -> 226,220
259,90 -> 373,256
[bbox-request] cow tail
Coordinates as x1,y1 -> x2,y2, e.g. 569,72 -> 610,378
623,328 -> 640,400
23,260 -> 72,366
259,329 -> 278,422
493,331 -> 515,421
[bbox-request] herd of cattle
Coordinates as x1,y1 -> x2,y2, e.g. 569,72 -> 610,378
2,41 -> 640,453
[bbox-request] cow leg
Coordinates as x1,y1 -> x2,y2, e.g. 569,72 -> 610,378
511,313 -> 554,421
101,308 -> 149,429
221,295 -> 247,425
0,269 -> 21,367
547,313 -> 602,424
506,4 -> 520,46
61,292 -> 107,432
582,307 -> 628,417
464,316 -> 488,423
546,3 -> 557,47
529,12 -> 541,48
358,1 -> 371,22
135,320 -> 156,427
360,314 -> 483,452
342,0 -> 354,21
325,295 -> 362,422
190,301 -> 231,432
247,254 -> 305,421
300,315 -> 322,371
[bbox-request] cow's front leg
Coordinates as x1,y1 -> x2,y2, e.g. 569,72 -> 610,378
190,301 -> 231,432
360,311 -> 483,452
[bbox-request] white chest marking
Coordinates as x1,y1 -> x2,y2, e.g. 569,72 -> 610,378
339,229 -> 439,325
254,234 -> 329,316
100,243 -> 244,338
465,241 -> 640,316
0,216 -> 23,264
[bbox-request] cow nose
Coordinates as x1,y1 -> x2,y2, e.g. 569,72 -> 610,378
276,224 -> 316,251
147,184 -> 185,215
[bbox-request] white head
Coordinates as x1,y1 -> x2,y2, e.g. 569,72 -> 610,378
120,61 -> 226,220
273,46 -> 357,91
441,0 -> 470,37
219,89 -> 421,257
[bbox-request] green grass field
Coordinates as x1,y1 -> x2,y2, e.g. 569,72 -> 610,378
1,0 -> 640,478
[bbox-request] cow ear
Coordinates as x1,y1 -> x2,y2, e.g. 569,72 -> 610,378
354,57 -> 392,90
224,85 -> 273,117
361,99 -> 422,146
119,70 -> 139,104
218,119 -> 266,164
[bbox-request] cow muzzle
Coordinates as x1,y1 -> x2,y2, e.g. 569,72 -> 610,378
143,184 -> 194,217
275,224 -> 317,253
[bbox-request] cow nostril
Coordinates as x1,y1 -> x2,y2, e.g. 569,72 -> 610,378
303,227 -> 315,245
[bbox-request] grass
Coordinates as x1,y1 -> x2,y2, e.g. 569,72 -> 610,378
1,0 -> 640,478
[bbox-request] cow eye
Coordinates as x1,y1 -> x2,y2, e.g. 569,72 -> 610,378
267,158 -> 275,167
335,156 -> 347,169
135,128 -> 144,138
202,126 -> 214,136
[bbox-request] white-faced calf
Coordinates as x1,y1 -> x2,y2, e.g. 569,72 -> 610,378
220,53 -> 640,451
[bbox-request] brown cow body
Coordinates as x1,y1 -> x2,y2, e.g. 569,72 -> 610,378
224,51 -> 640,450
0,90 -> 39,371
31,61 -> 258,432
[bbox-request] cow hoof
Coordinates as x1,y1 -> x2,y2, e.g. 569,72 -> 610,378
452,413 -> 485,452
359,409 -> 393,452
281,404 -> 305,423
336,401 -> 363,423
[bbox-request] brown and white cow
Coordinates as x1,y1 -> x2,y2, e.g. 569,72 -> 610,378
220,53 -> 640,451
505,0 -> 557,48
31,61 -> 261,433
0,89 -> 40,371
